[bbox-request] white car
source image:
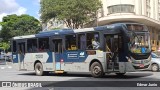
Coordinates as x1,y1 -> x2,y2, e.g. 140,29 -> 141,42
150,53 -> 160,72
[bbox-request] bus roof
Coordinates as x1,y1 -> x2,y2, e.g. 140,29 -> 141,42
35,24 -> 121,38
13,23 -> 134,39
13,35 -> 35,40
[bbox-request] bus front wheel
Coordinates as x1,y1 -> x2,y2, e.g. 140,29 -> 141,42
35,62 -> 44,76
90,62 -> 104,78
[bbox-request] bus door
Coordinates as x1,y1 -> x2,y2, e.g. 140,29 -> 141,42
105,34 -> 121,72
17,40 -> 26,70
52,39 -> 64,71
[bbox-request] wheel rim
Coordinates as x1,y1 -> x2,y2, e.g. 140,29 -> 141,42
152,65 -> 158,71
93,66 -> 101,75
36,65 -> 41,74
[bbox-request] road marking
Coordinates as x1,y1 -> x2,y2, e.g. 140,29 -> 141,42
1,67 -> 5,69
0,66 -> 12,69
8,66 -> 12,69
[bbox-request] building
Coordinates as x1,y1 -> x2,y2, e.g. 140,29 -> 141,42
94,0 -> 160,51
42,18 -> 67,31
43,0 -> 160,50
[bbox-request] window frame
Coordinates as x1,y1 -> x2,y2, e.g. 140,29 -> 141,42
26,38 -> 38,53
107,4 -> 134,14
86,31 -> 100,50
65,34 -> 77,51
37,37 -> 50,52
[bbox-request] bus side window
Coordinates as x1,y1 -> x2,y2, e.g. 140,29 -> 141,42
65,35 -> 77,50
86,32 -> 100,49
52,39 -> 63,53
27,39 -> 38,53
38,38 -> 49,52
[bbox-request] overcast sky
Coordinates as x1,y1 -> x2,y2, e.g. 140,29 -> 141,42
0,0 -> 40,22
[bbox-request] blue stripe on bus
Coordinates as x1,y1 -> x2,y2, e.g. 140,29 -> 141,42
46,52 -> 53,63
55,50 -> 88,62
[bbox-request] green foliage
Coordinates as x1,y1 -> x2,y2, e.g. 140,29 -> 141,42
0,14 -> 41,42
0,42 -> 10,51
40,0 -> 102,29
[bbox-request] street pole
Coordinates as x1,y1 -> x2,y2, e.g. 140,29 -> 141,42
4,49 -> 7,65
5,55 -> 6,65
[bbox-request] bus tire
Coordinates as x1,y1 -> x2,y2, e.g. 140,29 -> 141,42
90,62 -> 104,78
151,64 -> 159,72
35,62 -> 44,76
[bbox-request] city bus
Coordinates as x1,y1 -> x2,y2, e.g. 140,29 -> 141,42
11,23 -> 151,78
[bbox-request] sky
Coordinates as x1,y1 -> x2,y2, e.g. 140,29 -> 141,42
0,0 -> 40,22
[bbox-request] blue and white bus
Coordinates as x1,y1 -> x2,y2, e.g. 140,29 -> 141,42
11,23 -> 151,78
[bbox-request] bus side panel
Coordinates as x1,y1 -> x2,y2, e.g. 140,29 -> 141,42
23,53 -> 35,71
60,50 -> 89,72
43,52 -> 55,71
62,50 -> 105,72
23,52 -> 54,71
62,62 -> 105,72
63,63 -> 90,72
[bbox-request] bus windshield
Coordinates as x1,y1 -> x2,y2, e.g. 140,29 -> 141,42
129,32 -> 151,54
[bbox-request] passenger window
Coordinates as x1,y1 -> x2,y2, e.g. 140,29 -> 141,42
27,39 -> 38,53
52,39 -> 63,53
86,32 -> 100,49
38,38 -> 49,52
65,35 -> 77,50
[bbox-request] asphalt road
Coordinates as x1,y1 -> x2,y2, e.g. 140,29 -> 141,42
0,62 -> 160,90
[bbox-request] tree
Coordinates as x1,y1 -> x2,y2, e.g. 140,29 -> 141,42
0,14 -> 41,42
0,42 -> 10,53
40,0 -> 102,29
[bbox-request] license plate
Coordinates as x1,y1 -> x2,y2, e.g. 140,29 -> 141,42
139,64 -> 144,68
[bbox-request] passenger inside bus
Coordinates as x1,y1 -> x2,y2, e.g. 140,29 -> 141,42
92,38 -> 100,49
39,43 -> 46,51
39,42 -> 49,51
86,33 -> 100,49
27,39 -> 38,53
28,44 -> 37,52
